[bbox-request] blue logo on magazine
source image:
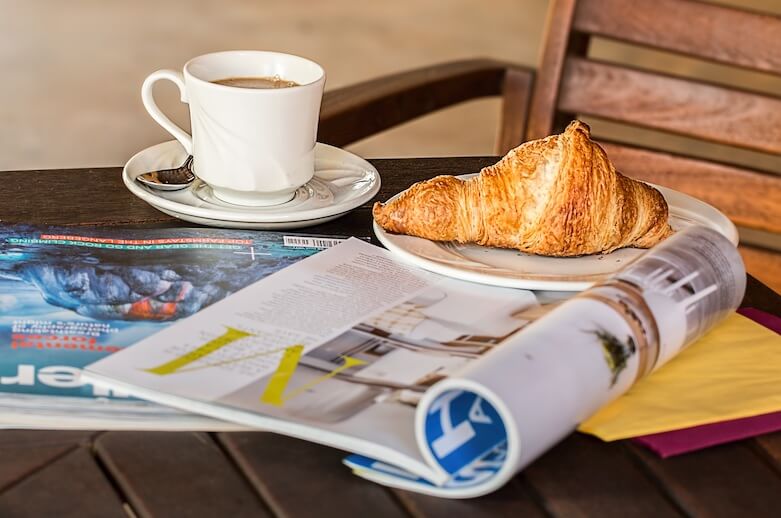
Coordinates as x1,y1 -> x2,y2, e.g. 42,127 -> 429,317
424,390 -> 507,486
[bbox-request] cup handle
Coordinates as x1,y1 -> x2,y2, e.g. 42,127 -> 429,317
141,69 -> 193,154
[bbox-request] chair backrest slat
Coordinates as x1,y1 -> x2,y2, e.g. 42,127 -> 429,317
601,142 -> 781,235
574,0 -> 781,75
525,0 -> 781,289
559,57 -> 781,155
527,0 -> 581,140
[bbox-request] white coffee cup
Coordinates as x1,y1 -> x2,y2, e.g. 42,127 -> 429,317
142,51 -> 325,206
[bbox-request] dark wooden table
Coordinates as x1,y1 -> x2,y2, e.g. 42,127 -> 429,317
1,157 -> 780,518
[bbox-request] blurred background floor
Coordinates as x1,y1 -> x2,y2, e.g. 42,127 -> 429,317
0,0 -> 546,169
2,0 -> 778,170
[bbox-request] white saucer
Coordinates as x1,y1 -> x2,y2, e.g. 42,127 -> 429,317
124,141 -> 380,229
374,175 -> 738,291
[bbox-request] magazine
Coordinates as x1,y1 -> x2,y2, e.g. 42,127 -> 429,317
82,226 -> 745,498
0,225 -> 346,429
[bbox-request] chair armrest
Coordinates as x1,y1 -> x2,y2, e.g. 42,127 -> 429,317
318,59 -> 534,148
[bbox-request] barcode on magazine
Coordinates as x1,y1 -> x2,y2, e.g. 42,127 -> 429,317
283,236 -> 347,249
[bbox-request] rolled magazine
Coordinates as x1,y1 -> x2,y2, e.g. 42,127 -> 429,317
355,226 -> 744,496
83,227 -> 745,498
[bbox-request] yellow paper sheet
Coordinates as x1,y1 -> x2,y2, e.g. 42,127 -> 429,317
578,313 -> 781,441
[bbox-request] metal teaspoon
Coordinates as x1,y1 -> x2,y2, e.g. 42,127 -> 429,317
136,155 -> 195,191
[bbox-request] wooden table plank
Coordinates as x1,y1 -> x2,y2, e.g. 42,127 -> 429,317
0,168 -> 171,227
94,431 -> 270,518
0,431 -> 94,492
0,446 -> 126,518
743,276 -> 781,316
522,433 -> 683,517
755,432 -> 781,469
629,441 -> 781,517
0,157 -> 497,231
218,432 -> 409,518
392,478 -> 547,518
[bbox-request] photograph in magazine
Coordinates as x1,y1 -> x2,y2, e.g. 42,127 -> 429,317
0,226 -> 329,401
138,281 -> 551,425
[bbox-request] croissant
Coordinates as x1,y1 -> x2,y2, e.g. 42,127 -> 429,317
373,121 -> 673,257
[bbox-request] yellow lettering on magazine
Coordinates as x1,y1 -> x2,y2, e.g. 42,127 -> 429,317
144,326 -> 254,375
260,346 -> 366,406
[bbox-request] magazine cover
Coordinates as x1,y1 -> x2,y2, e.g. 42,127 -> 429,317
0,225 -> 341,426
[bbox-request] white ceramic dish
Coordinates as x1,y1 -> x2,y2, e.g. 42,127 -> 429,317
374,174 -> 738,291
123,140 -> 380,229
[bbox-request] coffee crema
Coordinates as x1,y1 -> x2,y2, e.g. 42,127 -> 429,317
211,75 -> 300,89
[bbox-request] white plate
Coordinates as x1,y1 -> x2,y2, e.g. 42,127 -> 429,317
374,174 -> 738,291
124,141 -> 380,228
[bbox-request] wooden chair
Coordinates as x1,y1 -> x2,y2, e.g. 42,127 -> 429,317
318,0 -> 781,291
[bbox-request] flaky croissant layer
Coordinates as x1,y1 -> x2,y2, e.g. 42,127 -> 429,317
373,121 -> 673,257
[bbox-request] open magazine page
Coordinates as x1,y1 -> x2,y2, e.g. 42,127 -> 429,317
0,225 -> 339,429
83,238 -> 542,481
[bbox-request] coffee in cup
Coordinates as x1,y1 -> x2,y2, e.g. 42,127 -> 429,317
141,51 -> 325,206
211,76 -> 300,89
